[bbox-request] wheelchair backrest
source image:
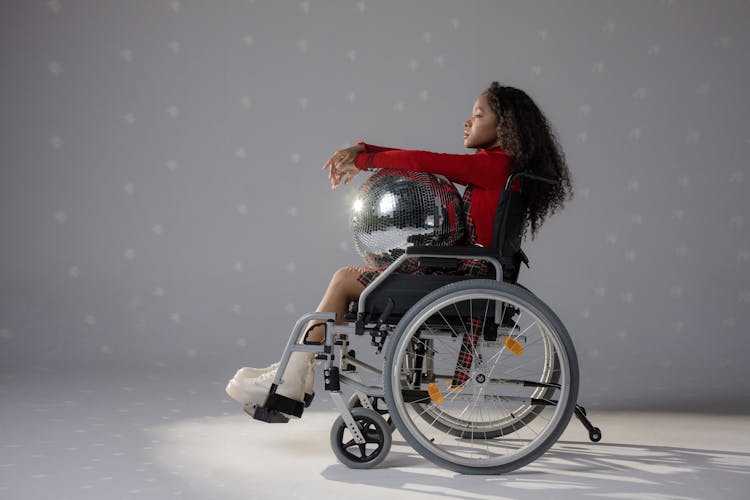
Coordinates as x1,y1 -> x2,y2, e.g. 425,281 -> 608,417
491,171 -> 560,283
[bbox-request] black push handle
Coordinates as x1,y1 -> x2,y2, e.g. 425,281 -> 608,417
519,172 -> 560,185
504,170 -> 560,191
494,170 -> 561,265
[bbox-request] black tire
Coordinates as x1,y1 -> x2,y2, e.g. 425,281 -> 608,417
589,428 -> 602,442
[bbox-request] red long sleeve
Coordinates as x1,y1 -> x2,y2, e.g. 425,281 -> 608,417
355,142 -> 512,189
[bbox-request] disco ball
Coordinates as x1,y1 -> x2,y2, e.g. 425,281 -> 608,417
351,169 -> 466,267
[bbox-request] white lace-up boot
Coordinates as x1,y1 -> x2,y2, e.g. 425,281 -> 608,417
231,363 -> 280,379
225,351 -> 316,414
227,358 -> 316,403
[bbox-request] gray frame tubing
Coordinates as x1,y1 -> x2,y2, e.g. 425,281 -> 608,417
274,252 -> 501,391
272,312 -> 347,387
273,312 -> 384,394
272,252 -> 502,418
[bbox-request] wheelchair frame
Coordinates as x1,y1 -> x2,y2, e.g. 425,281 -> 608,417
247,170 -> 601,474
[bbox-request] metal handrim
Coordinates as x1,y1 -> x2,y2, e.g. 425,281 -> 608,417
388,287 -> 573,469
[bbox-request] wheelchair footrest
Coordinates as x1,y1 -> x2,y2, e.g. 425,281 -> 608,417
247,391 -> 307,423
247,404 -> 290,423
304,391 -> 315,408
266,392 -> 306,418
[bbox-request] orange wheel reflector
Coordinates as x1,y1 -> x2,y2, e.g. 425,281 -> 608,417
503,337 -> 525,356
427,382 -> 444,404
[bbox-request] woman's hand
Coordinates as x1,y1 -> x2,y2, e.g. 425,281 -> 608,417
322,143 -> 365,189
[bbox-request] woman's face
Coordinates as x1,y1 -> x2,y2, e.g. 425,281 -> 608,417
464,93 -> 500,150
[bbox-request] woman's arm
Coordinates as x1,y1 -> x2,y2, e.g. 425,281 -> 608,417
354,147 -> 512,189
323,142 -> 404,188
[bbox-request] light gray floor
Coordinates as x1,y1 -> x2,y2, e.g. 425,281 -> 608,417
2,370 -> 748,500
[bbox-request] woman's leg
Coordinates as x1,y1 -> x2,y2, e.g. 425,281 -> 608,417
304,266 -> 368,343
226,266 -> 370,408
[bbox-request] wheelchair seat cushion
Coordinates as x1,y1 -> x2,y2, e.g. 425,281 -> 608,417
356,256 -> 493,289
347,272 -> 496,324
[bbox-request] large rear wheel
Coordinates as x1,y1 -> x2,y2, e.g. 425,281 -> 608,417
383,279 -> 578,475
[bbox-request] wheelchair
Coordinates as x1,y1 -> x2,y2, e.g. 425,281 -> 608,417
248,170 -> 601,475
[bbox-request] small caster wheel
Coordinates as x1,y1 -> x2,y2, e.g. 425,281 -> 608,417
348,394 -> 396,432
589,427 -> 602,442
330,408 -> 391,469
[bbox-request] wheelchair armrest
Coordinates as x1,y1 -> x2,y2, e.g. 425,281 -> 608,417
406,246 -> 500,257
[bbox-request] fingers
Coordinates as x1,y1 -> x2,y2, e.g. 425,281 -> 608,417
323,150 -> 342,172
333,176 -> 347,189
328,157 -> 343,183
343,167 -> 360,185
332,172 -> 343,189
331,164 -> 343,189
329,165 -> 341,188
336,164 -> 359,187
324,146 -> 361,188
322,153 -> 335,171
331,165 -> 352,189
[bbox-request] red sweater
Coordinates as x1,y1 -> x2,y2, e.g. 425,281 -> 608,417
355,142 -> 517,248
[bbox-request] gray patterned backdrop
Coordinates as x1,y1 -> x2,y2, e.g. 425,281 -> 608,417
1,0 -> 749,412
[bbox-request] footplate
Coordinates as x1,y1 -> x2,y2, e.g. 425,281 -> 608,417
250,390 -> 306,423
247,404 -> 290,423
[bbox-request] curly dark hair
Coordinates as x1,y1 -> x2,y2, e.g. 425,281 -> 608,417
483,82 -> 573,239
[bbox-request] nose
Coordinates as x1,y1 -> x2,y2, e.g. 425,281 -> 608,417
464,118 -> 471,129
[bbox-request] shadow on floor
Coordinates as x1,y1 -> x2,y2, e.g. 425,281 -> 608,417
143,412 -> 749,500
320,436 -> 750,499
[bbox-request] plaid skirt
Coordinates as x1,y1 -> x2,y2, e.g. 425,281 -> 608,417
356,256 -> 493,287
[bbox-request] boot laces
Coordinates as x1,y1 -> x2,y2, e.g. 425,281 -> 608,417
254,369 -> 278,384
262,362 -> 280,372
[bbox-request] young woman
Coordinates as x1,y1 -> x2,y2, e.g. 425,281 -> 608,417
225,82 -> 573,414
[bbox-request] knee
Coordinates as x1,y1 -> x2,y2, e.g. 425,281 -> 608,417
330,266 -> 368,296
331,266 -> 363,286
